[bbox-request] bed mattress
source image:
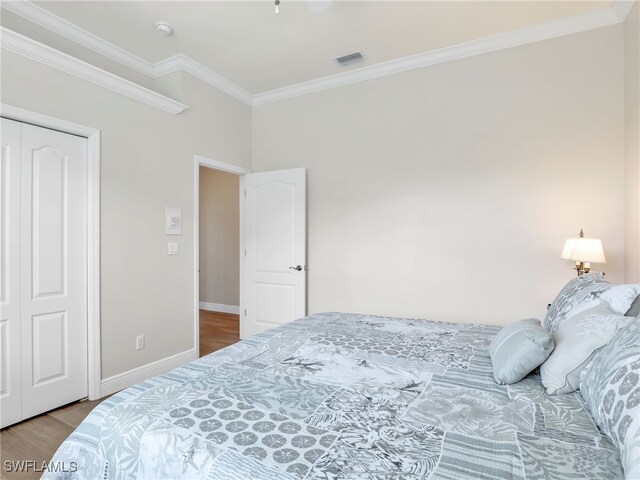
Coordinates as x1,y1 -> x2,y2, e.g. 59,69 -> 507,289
45,312 -> 623,479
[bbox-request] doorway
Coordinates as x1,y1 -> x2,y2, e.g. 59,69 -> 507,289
194,156 -> 307,354
194,155 -> 248,357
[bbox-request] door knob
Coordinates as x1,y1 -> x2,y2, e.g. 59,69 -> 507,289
289,265 -> 303,271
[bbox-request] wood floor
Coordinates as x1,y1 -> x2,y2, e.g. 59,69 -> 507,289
1,310 -> 239,479
0,398 -> 105,479
199,309 -> 240,357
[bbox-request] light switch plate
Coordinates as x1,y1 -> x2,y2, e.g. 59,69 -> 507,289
165,207 -> 182,235
168,242 -> 179,255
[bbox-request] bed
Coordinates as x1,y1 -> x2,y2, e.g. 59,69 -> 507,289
45,312 -> 624,479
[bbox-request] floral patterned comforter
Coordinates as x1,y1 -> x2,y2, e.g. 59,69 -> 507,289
45,312 -> 623,479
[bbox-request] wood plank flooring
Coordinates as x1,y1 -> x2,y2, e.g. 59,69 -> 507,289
199,309 -> 240,357
0,398 -> 105,479
1,310 -> 239,479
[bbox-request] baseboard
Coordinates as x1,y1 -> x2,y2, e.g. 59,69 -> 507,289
199,302 -> 240,315
100,348 -> 198,397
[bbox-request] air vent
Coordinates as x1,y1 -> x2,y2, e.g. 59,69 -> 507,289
336,52 -> 364,66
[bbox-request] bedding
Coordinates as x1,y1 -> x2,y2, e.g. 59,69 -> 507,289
45,312 -> 624,479
540,303 -> 633,395
580,319 -> 640,479
544,273 -> 608,334
488,318 -> 553,385
544,274 -> 640,334
600,284 -> 640,315
625,294 -> 640,316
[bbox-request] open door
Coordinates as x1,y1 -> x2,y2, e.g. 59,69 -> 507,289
241,168 -> 306,338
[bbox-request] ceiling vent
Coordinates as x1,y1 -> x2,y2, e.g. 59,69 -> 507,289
336,52 -> 364,66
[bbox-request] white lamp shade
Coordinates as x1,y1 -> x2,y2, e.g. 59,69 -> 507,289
567,238 -> 606,264
560,238 -> 578,260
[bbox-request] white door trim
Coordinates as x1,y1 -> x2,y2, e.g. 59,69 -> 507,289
194,155 -> 250,176
193,155 -> 249,355
1,103 -> 102,401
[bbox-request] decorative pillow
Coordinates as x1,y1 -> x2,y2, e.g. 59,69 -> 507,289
540,303 -> 633,395
580,319 -> 640,479
625,294 -> 640,317
544,273 -> 608,334
488,318 -> 554,385
545,275 -> 640,334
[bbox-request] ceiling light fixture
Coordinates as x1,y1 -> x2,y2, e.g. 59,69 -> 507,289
155,21 -> 173,36
275,0 -> 280,15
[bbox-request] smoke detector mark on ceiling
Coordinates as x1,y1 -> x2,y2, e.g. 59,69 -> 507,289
155,21 -> 173,36
336,52 -> 364,66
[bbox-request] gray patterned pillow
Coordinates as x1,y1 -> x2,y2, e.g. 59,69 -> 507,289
580,319 -> 640,479
544,273 -> 608,334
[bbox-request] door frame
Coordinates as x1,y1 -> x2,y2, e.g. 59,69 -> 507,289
193,154 -> 250,353
1,103 -> 102,400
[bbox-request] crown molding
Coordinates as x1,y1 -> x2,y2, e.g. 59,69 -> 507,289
2,0 -> 153,76
611,0 -> 636,20
1,0 -> 632,108
153,54 -> 253,104
252,6 -> 622,106
1,0 -> 253,105
1,27 -> 189,115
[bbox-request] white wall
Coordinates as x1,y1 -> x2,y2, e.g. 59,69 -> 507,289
625,3 -> 640,283
199,167 -> 240,307
0,52 -> 251,378
0,11 -> 632,382
252,25 -> 626,325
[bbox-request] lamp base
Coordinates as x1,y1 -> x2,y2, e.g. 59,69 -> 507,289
574,262 -> 591,276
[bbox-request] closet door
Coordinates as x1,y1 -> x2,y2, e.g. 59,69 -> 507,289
0,119 -> 23,428
20,123 -> 88,419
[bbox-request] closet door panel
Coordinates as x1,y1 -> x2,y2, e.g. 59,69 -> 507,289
31,144 -> 67,298
20,123 -> 88,419
0,118 -> 23,428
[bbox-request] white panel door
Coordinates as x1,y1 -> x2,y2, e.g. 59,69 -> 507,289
241,168 -> 306,338
20,123 -> 88,419
0,119 -> 23,428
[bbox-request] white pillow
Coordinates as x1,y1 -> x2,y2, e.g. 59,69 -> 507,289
599,283 -> 640,314
540,303 -> 633,395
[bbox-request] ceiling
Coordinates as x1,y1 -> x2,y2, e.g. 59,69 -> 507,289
12,1 -> 612,94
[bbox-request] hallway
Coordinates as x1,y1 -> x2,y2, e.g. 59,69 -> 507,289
199,310 -> 240,357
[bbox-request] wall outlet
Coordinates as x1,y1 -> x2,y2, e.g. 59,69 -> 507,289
136,335 -> 145,350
